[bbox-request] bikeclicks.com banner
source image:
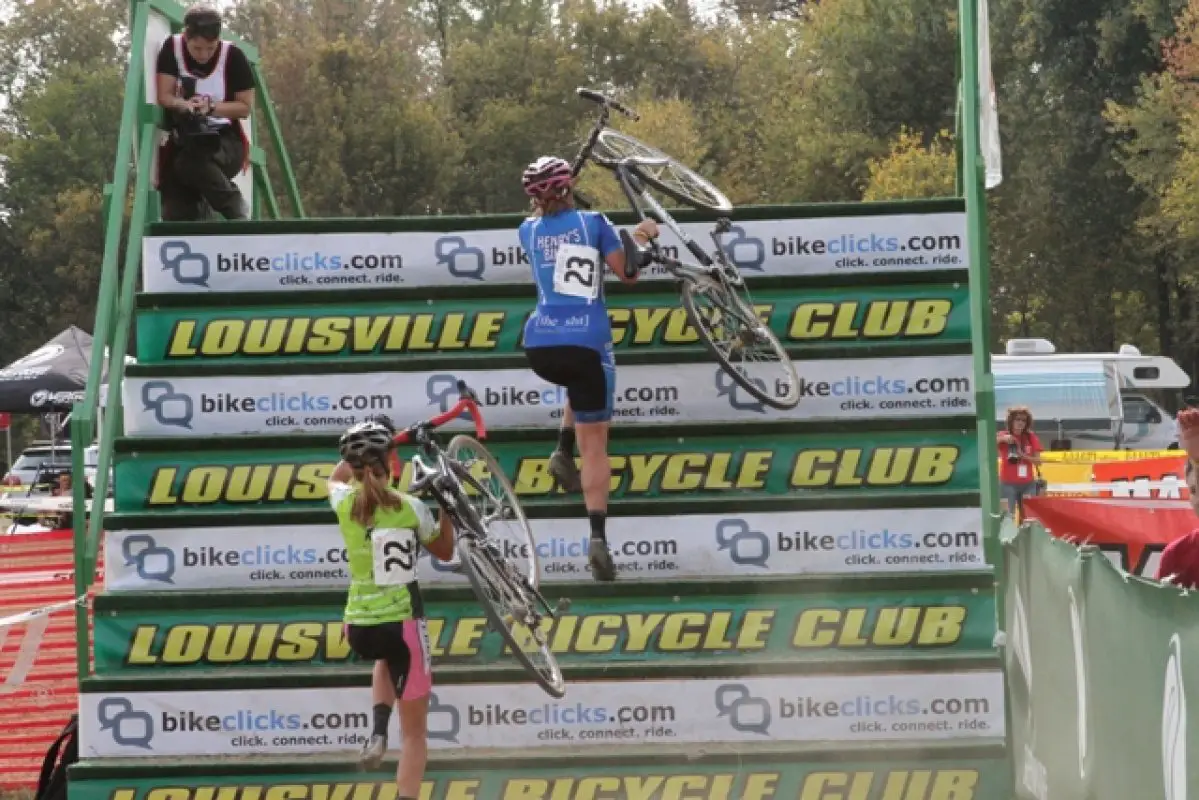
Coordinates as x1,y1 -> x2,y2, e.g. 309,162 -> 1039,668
134,284 -> 973,365
121,356 -> 975,437
79,671 -> 1005,757
91,587 -> 996,673
103,507 -> 986,592
141,212 -> 967,294
112,430 -> 982,514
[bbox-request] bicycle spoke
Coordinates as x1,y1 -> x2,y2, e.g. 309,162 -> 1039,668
465,542 -> 564,697
446,435 -> 539,589
684,278 -> 800,408
593,129 -> 732,213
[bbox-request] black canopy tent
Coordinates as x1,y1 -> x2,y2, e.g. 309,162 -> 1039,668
0,326 -> 99,415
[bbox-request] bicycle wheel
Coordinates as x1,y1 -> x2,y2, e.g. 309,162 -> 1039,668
445,435 -> 539,589
460,536 -> 566,698
593,129 -> 733,213
682,274 -> 801,410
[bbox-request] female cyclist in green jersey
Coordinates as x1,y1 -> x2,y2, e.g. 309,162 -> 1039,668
329,420 -> 454,800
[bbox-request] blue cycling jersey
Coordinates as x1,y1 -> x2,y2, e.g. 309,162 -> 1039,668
518,209 -> 623,352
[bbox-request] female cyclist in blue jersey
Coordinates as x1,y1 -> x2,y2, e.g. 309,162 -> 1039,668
518,155 -> 658,582
328,421 -> 455,799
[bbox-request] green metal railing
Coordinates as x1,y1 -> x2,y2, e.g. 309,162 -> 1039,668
70,0 -> 304,676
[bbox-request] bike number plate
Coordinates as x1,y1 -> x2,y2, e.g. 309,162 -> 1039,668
553,244 -> 602,301
372,527 -> 418,586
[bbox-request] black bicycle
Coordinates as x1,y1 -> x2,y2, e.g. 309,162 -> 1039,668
570,87 -> 801,410
388,380 -> 566,698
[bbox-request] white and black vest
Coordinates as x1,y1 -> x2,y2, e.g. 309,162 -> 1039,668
172,34 -> 233,128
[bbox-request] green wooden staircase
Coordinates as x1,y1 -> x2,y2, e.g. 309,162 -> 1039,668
66,1 -> 1013,798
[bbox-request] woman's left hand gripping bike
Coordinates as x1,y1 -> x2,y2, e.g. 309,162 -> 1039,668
386,380 -> 567,698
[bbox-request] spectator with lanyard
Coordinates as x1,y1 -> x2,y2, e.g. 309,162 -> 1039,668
997,405 -> 1044,519
517,156 -> 659,582
328,421 -> 454,798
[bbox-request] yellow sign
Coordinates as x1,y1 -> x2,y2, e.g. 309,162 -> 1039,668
105,768 -> 986,800
787,299 -> 953,341
146,463 -> 334,507
1039,450 -> 1177,464
791,606 -> 965,648
117,602 -> 971,668
796,770 -> 982,800
130,441 -> 972,509
166,312 -> 507,358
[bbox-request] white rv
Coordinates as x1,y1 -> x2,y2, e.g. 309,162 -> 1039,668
992,338 -> 1190,451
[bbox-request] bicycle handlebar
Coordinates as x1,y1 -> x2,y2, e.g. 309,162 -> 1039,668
392,380 -> 487,446
576,87 -> 640,121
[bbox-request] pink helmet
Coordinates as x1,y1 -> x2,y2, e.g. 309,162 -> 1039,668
522,156 -> 573,197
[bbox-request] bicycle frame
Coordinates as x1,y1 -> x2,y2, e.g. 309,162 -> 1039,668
388,388 -> 489,536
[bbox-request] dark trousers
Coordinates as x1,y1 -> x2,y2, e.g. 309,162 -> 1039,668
159,129 -> 248,221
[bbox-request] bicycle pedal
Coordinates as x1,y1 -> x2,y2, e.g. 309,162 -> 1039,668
555,597 -> 572,614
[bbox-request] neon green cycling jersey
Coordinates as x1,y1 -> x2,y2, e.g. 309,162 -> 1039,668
329,480 -> 440,626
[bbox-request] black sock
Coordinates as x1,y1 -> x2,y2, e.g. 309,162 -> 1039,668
557,427 -> 576,456
372,703 -> 391,737
588,511 -> 607,542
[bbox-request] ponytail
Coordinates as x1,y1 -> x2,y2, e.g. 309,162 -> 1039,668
350,462 -> 402,526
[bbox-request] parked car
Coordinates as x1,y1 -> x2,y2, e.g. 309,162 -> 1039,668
1,442 -> 102,494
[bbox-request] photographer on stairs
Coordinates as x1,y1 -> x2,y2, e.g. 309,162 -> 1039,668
154,5 -> 254,221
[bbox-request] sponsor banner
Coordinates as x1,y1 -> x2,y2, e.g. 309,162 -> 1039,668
103,507 -> 986,592
1040,449 -> 1176,464
133,284 -> 973,364
71,758 -> 1014,800
141,212 -> 967,294
92,589 -> 996,673
79,670 -> 1005,757
1011,455 -> 1188,499
122,356 -> 976,437
1024,496 -> 1195,579
112,430 -> 981,514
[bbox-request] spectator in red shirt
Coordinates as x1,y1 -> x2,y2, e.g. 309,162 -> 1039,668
998,405 -> 1043,519
1157,409 -> 1199,588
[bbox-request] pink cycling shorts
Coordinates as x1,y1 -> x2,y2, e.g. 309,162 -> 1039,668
345,618 -> 432,701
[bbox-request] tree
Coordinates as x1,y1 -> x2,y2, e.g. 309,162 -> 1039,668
862,128 -> 956,200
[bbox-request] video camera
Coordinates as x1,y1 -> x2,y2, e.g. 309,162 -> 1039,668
171,76 -> 222,150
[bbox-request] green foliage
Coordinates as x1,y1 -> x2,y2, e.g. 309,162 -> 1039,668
862,128 -> 956,201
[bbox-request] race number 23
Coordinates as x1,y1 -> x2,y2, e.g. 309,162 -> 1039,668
372,527 -> 418,585
554,243 -> 602,301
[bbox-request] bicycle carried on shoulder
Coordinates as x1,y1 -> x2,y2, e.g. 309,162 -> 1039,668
570,87 -> 801,411
387,380 -> 567,698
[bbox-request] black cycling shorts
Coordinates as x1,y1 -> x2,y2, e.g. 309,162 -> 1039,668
525,345 -> 616,423
345,620 -> 432,700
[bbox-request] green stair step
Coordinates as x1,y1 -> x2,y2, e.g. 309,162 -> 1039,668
103,491 -> 984,530
134,267 -> 966,312
69,736 -> 1009,778
144,197 -> 964,235
113,415 -> 975,452
94,571 -> 997,610
125,341 -> 971,378
80,651 -> 1002,693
